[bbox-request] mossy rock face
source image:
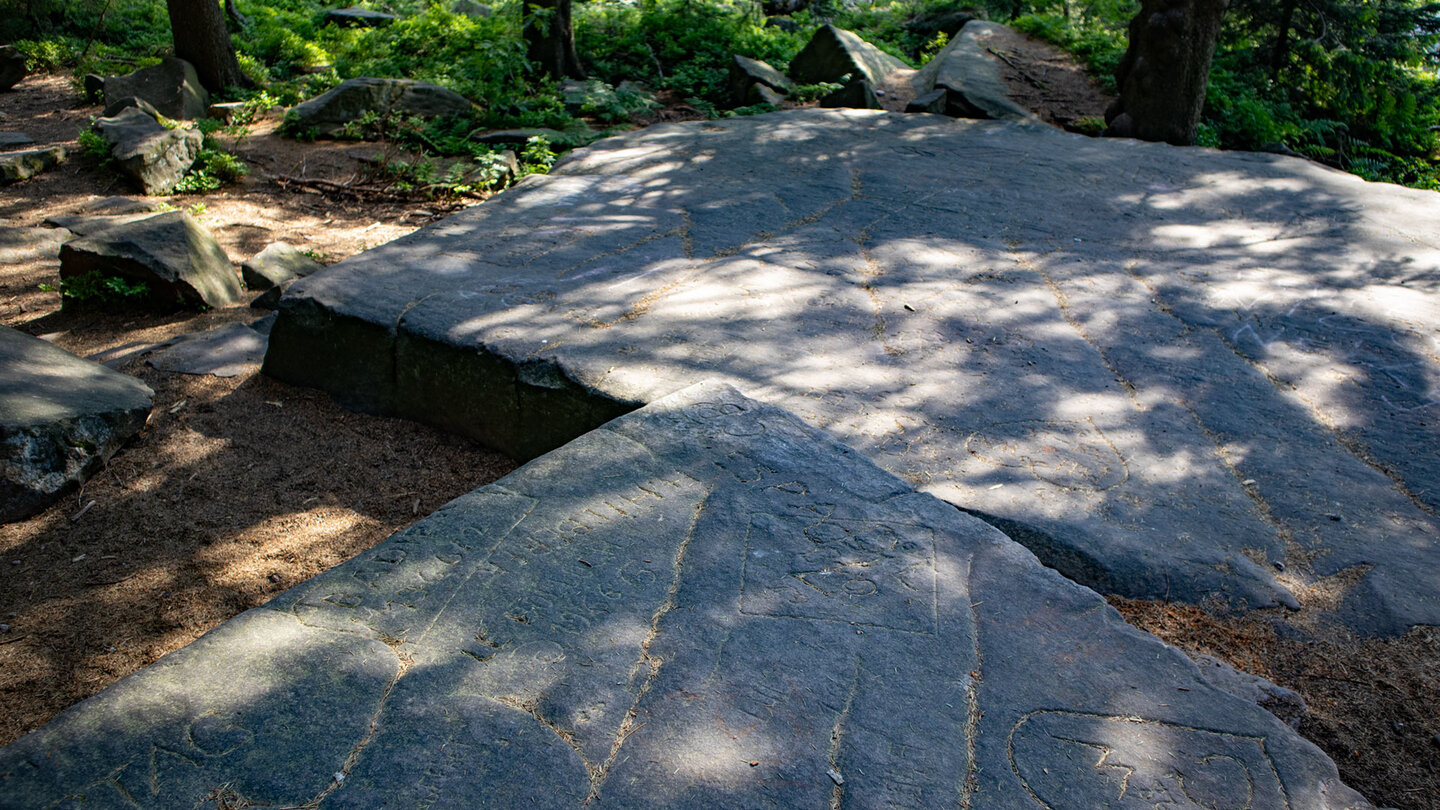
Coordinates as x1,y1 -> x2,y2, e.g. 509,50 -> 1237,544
285,77 -> 476,138
0,146 -> 66,185
103,57 -> 210,120
0,327 -> 153,522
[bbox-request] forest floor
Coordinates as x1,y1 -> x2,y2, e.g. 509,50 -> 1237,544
0,34 -> 1436,810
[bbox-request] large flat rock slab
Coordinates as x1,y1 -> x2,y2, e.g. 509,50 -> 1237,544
1,327 -> 153,521
0,383 -> 1371,808
266,109 -> 1440,636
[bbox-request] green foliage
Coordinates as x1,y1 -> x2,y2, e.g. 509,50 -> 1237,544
76,128 -> 111,162
45,272 -> 151,305
173,148 -> 249,195
520,135 -> 558,175
1011,13 -> 1129,89
789,81 -> 844,102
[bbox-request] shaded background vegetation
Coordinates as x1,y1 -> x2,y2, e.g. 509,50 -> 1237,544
1,0 -> 1436,179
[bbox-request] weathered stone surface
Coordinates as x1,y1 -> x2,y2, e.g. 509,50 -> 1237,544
102,95 -> 163,120
0,146 -> 65,184
790,25 -> 909,86
912,21 -> 1044,124
0,132 -> 33,147
0,46 -> 25,91
242,242 -> 324,290
287,77 -> 475,138
748,83 -> 786,107
324,6 -> 399,26
728,54 -> 792,106
0,225 -> 70,263
905,87 -> 947,113
94,107 -> 203,195
82,72 -> 105,102
1193,653 -> 1307,730
43,209 -> 162,236
0,327 -> 153,522
267,109 -> 1440,637
0,383 -> 1373,807
59,210 -> 242,309
147,321 -> 268,377
103,57 -> 210,120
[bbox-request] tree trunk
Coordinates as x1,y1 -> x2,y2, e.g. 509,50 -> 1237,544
1270,0 -> 1296,77
1103,0 -> 1229,145
166,0 -> 251,93
522,0 -> 585,80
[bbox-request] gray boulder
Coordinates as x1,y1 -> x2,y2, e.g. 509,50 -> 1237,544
728,54 -> 792,106
93,107 -> 202,195
58,210 -> 242,310
911,21 -> 1045,125
102,95 -> 163,120
103,57 -> 210,120
82,73 -> 104,102
820,78 -> 882,110
43,210 -> 163,237
0,326 -> 153,522
241,242 -> 324,291
789,25 -> 909,86
470,127 -> 566,146
0,146 -> 66,185
905,87 -> 948,113
0,45 -> 25,91
0,132 -> 33,147
147,321 -> 268,378
0,226 -> 71,264
286,77 -> 475,138
323,6 -> 399,27
450,0 -> 492,17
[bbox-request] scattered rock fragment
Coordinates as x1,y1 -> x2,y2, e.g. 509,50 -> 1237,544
58,210 -> 242,310
242,242 -> 324,291
820,79 -> 882,110
0,132 -> 34,147
0,46 -> 25,91
286,77 -> 475,138
103,57 -> 210,120
470,127 -> 566,146
0,326 -> 153,523
93,107 -> 202,195
0,147 -> 66,185
728,54 -> 792,107
147,321 -> 269,377
906,87 -> 948,114
323,6 -> 399,27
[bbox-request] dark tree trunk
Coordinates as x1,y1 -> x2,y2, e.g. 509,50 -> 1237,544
1270,0 -> 1296,76
523,0 -> 585,80
1103,0 -> 1229,145
166,0 -> 251,93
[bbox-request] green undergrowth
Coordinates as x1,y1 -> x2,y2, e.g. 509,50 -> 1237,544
9,0 -> 1439,190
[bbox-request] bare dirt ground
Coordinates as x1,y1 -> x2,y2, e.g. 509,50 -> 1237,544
1,34 -> 1438,809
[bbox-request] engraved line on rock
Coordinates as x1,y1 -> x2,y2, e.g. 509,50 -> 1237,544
827,657 -> 861,810
587,486 -> 712,801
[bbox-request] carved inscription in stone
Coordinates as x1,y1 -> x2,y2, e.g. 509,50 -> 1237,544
1009,711 -> 1288,809
740,515 -> 937,633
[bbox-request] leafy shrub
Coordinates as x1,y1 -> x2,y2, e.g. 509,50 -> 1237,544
173,148 -> 249,194
42,272 -> 151,305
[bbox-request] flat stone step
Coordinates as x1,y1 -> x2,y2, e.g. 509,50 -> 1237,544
264,109 -> 1440,637
0,383 -> 1371,808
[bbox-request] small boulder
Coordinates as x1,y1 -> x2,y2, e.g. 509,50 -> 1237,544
82,73 -> 105,103
0,46 -> 25,91
323,6 -> 399,27
906,8 -> 983,41
789,25 -> 910,86
241,242 -> 324,291
0,147 -> 66,185
470,127 -> 566,146
93,107 -> 202,195
103,58 -> 209,120
906,87 -> 948,114
1193,654 -> 1308,731
450,0 -> 492,17
0,227 -> 71,264
728,55 -> 792,107
820,79 -> 882,110
0,132 -> 34,147
910,21 -> 1044,125
147,321 -> 268,378
747,84 -> 786,107
58,210 -> 242,310
286,77 -> 475,138
0,326 -> 154,523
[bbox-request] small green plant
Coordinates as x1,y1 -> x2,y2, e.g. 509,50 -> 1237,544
173,148 -> 249,194
520,136 -> 557,176
188,201 -> 207,217
77,128 -> 112,162
47,272 -> 151,305
789,82 -> 844,103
